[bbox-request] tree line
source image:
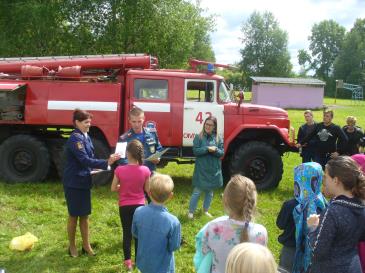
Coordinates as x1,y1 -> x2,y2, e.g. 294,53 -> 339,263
225,11 -> 365,97
0,0 -> 215,68
0,2 -> 364,97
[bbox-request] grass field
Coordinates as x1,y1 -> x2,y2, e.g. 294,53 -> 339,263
0,97 -> 363,273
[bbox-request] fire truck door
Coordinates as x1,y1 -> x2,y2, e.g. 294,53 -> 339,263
183,79 -> 224,146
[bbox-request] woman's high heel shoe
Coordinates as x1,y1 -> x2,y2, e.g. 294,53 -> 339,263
68,247 -> 78,258
81,247 -> 96,256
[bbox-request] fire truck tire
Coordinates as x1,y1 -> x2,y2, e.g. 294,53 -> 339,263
230,141 -> 283,190
91,138 -> 113,186
0,135 -> 50,183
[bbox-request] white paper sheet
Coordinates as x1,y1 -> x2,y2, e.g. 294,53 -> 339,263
115,142 -> 127,158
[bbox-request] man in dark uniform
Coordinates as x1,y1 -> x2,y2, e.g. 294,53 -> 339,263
297,110 -> 317,163
342,116 -> 364,155
118,106 -> 162,172
298,109 -> 348,169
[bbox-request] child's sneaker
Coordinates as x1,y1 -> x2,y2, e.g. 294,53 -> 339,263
187,212 -> 194,219
124,259 -> 133,272
204,211 -> 213,218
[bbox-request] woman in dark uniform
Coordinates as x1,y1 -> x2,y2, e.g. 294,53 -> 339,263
63,109 -> 120,257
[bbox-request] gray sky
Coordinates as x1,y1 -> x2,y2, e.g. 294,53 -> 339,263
198,0 -> 365,72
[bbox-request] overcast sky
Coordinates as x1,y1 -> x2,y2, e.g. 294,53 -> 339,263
197,0 -> 365,73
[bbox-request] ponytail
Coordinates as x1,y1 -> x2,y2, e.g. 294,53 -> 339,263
223,175 -> 257,243
126,139 -> 144,165
240,222 -> 249,243
352,171 -> 365,200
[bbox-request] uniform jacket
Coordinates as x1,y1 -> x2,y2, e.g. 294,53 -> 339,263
299,122 -> 348,155
63,128 -> 108,189
119,127 -> 162,171
192,133 -> 224,190
297,122 -> 317,152
342,126 -> 364,155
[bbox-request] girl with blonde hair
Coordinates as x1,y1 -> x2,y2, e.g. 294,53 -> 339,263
194,175 -> 268,273
225,242 -> 277,273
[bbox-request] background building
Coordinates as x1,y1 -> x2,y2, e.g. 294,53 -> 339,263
251,77 -> 325,109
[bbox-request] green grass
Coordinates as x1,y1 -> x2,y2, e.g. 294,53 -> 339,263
0,97 -> 364,273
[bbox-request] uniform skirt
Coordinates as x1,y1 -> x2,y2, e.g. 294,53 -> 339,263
64,186 -> 91,217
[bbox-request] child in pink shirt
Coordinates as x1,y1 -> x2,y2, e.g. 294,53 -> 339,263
111,139 -> 151,271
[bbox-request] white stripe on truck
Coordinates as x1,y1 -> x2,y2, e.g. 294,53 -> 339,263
133,102 -> 170,112
47,100 -> 118,111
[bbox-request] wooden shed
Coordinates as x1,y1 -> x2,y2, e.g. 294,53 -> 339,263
250,77 -> 325,109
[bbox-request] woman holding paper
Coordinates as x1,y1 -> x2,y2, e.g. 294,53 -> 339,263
63,109 -> 120,257
188,116 -> 224,219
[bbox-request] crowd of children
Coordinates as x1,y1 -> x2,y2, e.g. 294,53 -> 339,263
106,113 -> 365,273
276,156 -> 365,273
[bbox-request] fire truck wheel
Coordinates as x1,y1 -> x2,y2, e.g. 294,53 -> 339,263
91,138 -> 113,186
230,141 -> 283,190
0,135 -> 50,183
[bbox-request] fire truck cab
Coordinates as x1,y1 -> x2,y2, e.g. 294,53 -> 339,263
0,54 -> 295,189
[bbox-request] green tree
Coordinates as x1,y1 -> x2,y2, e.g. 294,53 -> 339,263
239,11 -> 292,80
308,20 -> 345,79
334,18 -> 365,86
217,69 -> 245,90
297,49 -> 312,76
0,1 -> 69,56
0,0 -> 215,68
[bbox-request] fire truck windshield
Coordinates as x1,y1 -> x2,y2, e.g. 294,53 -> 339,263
219,81 -> 231,103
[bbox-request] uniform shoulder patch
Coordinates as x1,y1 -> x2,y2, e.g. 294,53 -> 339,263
145,121 -> 157,133
76,141 -> 84,150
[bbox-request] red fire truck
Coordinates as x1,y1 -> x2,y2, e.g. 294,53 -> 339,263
0,54 -> 295,189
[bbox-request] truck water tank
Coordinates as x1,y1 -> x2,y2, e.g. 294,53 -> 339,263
56,66 -> 81,78
21,65 -> 45,77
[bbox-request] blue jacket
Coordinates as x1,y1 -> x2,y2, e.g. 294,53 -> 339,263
63,129 -> 108,189
119,127 -> 162,171
132,203 -> 181,273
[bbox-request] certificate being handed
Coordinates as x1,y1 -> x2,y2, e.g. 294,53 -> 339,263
115,142 -> 127,158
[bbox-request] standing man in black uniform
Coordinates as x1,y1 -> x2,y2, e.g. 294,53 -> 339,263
298,109 -> 348,169
342,116 -> 364,155
297,110 -> 317,163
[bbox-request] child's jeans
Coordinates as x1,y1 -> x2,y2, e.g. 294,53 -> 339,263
279,245 -> 295,272
189,187 -> 213,213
